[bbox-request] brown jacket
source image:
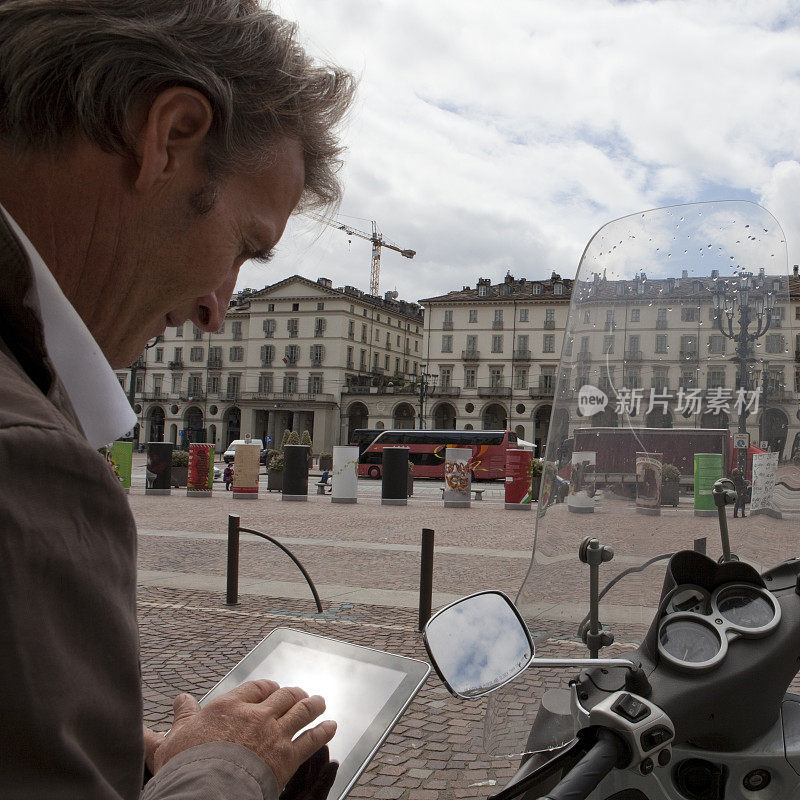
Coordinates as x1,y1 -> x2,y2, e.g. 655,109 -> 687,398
0,213 -> 277,799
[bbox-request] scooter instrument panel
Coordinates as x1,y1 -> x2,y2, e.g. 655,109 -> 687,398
658,582 -> 781,672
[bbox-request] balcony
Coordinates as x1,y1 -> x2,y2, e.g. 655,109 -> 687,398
492,320 -> 504,330
443,320 -> 453,330
679,350 -> 699,361
183,390 -> 205,400
218,392 -> 240,402
624,350 -> 643,361
544,319 -> 556,329
206,357 -> 222,369
477,386 -> 512,398
604,323 -> 616,332
168,360 -> 184,370
372,365 -> 385,375
141,392 -> 167,401
432,386 -> 461,397
239,391 -> 336,403
346,360 -> 355,370
529,385 -> 555,398
577,351 -> 592,362
513,349 -> 532,360
461,350 -> 481,361
656,319 -> 668,329
261,359 -> 273,367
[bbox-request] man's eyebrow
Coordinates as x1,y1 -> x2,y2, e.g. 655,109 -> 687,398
249,249 -> 275,264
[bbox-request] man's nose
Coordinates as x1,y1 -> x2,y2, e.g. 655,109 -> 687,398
191,292 -> 230,333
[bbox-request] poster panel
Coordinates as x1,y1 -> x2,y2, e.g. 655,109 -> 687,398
187,443 -> 214,497
568,451 -> 596,514
636,452 -> 662,515
444,447 -> 472,508
693,453 -> 723,516
750,451 -> 779,515
233,442 -> 260,498
145,442 -> 173,495
109,441 -> 132,492
505,449 -> 535,510
331,445 -> 359,504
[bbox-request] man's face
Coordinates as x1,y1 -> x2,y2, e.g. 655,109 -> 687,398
106,137 -> 305,367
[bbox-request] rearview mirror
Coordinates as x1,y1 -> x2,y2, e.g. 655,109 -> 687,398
423,591 -> 534,698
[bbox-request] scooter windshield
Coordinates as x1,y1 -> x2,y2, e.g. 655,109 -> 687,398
484,201 -> 800,758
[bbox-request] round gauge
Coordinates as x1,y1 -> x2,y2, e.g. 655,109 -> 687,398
667,586 -> 709,615
659,619 -> 720,664
717,586 -> 776,629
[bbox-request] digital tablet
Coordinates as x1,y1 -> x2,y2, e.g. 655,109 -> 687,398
199,627 -> 430,800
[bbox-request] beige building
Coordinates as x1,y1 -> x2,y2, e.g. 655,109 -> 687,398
417,272 -> 573,451
122,276 -> 424,454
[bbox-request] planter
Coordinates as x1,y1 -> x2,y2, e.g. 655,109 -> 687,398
170,466 -> 188,488
319,456 -> 333,471
661,481 -> 680,508
267,470 -> 284,492
531,475 -> 542,502
407,474 -> 414,497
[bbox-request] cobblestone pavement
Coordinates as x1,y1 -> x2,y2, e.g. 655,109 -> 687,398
130,468 -> 800,799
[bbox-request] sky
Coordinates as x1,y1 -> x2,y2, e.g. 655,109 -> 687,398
235,0 -> 800,305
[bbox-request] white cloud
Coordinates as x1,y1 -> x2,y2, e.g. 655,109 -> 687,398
240,0 -> 800,302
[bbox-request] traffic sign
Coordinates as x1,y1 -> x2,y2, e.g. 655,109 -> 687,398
734,432 -> 750,449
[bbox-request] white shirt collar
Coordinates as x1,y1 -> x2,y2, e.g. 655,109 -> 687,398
1,206 -> 137,448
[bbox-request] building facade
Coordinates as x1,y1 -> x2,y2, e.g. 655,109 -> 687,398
122,276 -> 424,454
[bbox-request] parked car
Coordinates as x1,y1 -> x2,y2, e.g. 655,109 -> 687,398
260,448 -> 269,466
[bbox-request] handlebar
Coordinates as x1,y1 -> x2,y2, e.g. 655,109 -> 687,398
535,729 -> 624,800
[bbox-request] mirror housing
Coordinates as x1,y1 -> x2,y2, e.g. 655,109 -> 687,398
423,590 -> 534,699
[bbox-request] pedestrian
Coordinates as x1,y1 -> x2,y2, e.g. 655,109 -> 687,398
0,1 -> 354,797
731,467 -> 747,518
224,463 -> 234,491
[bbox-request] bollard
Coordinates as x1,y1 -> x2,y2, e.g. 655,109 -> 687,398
418,528 -> 435,631
382,446 -> 409,506
226,514 -> 240,605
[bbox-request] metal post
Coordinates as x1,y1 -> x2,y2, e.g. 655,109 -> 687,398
226,514 -> 240,605
418,528 -> 435,631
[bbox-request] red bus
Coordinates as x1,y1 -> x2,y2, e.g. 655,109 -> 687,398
354,429 -> 519,480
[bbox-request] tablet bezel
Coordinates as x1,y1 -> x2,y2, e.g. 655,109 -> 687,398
198,627 -> 430,800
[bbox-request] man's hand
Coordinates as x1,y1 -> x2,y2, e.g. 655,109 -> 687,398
142,725 -> 163,775
152,680 -> 337,788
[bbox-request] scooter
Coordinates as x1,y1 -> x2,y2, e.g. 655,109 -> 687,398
422,201 -> 800,800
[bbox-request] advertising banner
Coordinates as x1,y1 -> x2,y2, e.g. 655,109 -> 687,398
145,442 -> 173,495
444,447 -> 472,508
187,443 -> 214,497
693,453 -> 723,516
568,451 -> 596,514
233,442 -> 260,499
108,441 -> 132,493
331,445 -> 359,504
750,451 -> 779,516
636,452 -> 663,515
504,449 -> 535,510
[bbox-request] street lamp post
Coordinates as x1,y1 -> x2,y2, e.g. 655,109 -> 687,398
713,273 -> 775,473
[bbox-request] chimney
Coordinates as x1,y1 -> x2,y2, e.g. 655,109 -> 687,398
681,270 -> 688,279
711,269 -> 719,279
317,277 -> 333,288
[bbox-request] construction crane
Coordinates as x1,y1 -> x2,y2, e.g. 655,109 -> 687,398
306,213 -> 415,296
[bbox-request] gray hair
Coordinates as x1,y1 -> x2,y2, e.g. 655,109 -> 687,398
0,0 -> 355,209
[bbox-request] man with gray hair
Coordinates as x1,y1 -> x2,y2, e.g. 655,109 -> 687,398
0,1 -> 354,797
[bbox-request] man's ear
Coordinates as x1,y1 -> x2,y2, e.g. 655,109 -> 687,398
133,87 -> 213,193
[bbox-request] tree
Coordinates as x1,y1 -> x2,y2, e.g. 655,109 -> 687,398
280,429 -> 291,451
300,429 -> 312,447
287,430 -> 301,445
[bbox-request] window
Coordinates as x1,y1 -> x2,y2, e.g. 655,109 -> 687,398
605,310 -> 615,331
361,324 -> 367,342
397,334 -> 401,346
628,335 -> 640,355
657,308 -> 668,328
478,284 -> 488,297
188,375 -> 203,395
490,368 -> 503,388
229,346 -> 244,362
708,335 -> 726,354
440,368 -> 452,388
469,309 -> 478,323
491,335 -> 504,353
360,349 -> 367,370
554,283 -> 564,295
225,375 -> 239,399
443,309 -> 453,329
349,304 -> 354,314
317,302 -> 324,311
603,336 -> 614,355
258,373 -> 273,393
395,357 -> 400,373
346,347 -> 353,370
414,340 -> 418,351
155,347 -> 163,362
540,367 -> 555,391
630,308 -> 640,322
533,284 -> 543,295
283,374 -> 297,393
441,335 -> 453,353
173,347 -> 183,363
260,344 -> 274,365
376,314 -> 381,323
655,335 -> 667,354
232,321 -> 242,340
310,344 -> 325,365
152,375 -> 162,394
564,336 -> 573,356
285,345 -> 299,365
680,335 -> 697,356
545,308 -> 555,328
466,334 -> 478,354
651,368 -> 669,393
374,329 -> 380,341
583,310 -> 590,324
680,370 -> 697,389
493,309 -> 504,328
175,324 -> 183,337
215,322 -> 225,334
543,334 -> 555,353
681,307 -> 699,322
287,318 -> 299,338
625,368 -> 642,389
193,325 -> 203,340
134,375 -> 143,393
263,319 -> 276,338
766,334 -> 785,354
386,332 -> 391,348
519,308 -> 529,322
314,317 -> 326,337
516,334 -> 529,353
171,374 -> 181,393
348,321 -> 355,339
190,346 -> 204,362
292,303 -> 299,312
464,368 -> 476,388
207,375 -> 219,394
707,369 -> 726,390
309,374 -> 323,394
267,303 -> 275,312
515,368 -> 528,389
208,345 -> 222,364
373,352 -> 379,369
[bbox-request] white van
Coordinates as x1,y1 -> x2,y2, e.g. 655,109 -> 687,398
223,439 -> 250,463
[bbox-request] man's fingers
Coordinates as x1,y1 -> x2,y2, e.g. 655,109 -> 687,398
172,693 -> 200,724
279,694 -> 327,734
262,685 -> 310,717
226,678 -> 281,705
291,720 -> 338,763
